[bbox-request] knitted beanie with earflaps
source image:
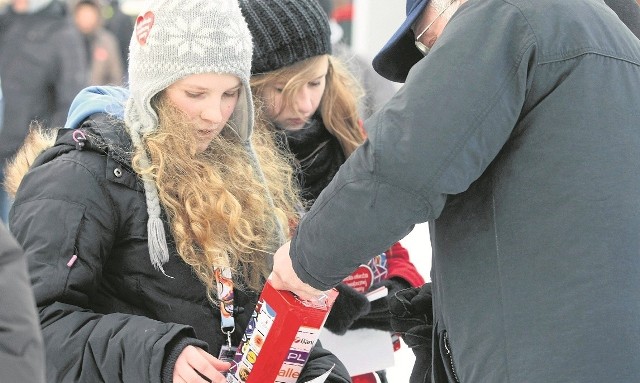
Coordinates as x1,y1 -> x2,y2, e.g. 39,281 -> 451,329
125,0 -> 260,274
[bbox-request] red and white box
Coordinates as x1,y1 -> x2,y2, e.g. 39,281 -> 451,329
227,280 -> 339,383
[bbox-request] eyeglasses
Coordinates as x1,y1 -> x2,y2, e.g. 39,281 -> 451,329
414,0 -> 457,56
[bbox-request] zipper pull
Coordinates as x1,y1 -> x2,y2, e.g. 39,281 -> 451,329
72,130 -> 87,151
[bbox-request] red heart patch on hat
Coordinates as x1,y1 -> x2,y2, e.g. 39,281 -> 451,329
135,11 -> 155,46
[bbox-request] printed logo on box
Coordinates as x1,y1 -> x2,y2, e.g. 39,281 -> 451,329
255,303 -> 276,334
291,326 -> 319,352
228,300 -> 277,382
227,358 -> 252,383
260,300 -> 277,318
248,332 -> 265,352
276,362 -> 302,383
237,364 -> 251,382
284,350 -> 309,366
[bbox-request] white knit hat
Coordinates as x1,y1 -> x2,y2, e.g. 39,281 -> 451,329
124,0 -> 255,273
126,0 -> 253,140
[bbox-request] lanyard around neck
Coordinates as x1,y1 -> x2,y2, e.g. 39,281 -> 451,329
215,267 -> 235,345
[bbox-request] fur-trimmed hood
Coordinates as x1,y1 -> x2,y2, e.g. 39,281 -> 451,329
4,86 -> 131,198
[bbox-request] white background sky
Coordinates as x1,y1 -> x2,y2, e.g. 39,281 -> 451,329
348,2 -> 434,380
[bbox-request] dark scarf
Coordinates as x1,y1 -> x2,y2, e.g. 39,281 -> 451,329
275,117 -> 345,205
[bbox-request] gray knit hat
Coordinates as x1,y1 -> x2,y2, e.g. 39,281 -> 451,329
125,0 -> 254,273
238,0 -> 332,74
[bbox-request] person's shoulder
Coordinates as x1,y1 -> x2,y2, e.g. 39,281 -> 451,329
37,117 -> 128,167
0,224 -> 22,265
48,17 -> 80,37
26,122 -> 137,198
512,0 -> 639,58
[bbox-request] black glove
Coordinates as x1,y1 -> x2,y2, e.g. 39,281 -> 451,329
350,277 -> 411,332
389,283 -> 433,346
388,283 -> 433,383
324,283 -> 371,335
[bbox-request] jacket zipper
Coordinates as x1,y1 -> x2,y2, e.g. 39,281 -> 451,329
443,331 -> 460,383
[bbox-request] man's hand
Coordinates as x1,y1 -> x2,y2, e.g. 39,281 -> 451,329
269,241 -> 330,301
173,345 -> 230,383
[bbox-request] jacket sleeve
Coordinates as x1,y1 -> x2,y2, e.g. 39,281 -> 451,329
385,242 -> 425,287
289,0 -> 535,290
298,341 -> 351,383
0,223 -> 45,383
9,155 -> 196,383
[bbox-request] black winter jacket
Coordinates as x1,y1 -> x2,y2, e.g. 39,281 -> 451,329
9,115 -> 350,383
0,223 -> 45,383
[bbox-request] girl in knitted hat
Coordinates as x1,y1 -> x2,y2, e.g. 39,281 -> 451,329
3,0 -> 351,382
238,1 -> 426,382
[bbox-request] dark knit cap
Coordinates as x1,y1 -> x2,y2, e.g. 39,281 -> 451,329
316,0 -> 334,17
238,0 -> 332,74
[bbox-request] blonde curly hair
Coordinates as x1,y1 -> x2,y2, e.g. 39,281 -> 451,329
133,94 -> 300,298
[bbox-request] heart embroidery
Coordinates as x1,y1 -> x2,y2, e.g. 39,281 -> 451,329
135,11 -> 155,46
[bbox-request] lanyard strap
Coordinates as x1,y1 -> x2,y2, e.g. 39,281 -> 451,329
215,267 -> 235,344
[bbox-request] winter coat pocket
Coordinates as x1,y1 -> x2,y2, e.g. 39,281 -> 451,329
11,198 -> 87,305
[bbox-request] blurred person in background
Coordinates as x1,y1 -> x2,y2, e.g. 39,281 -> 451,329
317,0 -> 398,120
72,0 -> 124,86
269,0 -> 640,382
103,0 -> 133,81
240,1 -> 424,382
331,0 -> 353,46
0,0 -> 87,224
0,221 -> 45,383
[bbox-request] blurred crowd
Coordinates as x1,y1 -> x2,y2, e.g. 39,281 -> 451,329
0,0 -> 395,224
0,0 -> 134,222
0,0 -> 639,382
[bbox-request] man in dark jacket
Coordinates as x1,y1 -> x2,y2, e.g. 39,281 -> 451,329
0,222 -> 45,383
0,0 -> 87,222
270,0 -> 640,382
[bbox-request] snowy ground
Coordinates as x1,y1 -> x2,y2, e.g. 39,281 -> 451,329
383,223 -> 431,382
384,338 -> 416,382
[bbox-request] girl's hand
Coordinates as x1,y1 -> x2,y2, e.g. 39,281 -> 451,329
173,345 -> 231,383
